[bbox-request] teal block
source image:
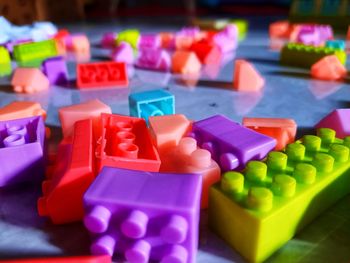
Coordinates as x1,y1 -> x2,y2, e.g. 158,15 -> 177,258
325,40 -> 346,51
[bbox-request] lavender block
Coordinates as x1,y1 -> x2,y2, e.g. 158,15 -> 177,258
135,48 -> 171,71
42,56 -> 68,85
191,115 -> 276,171
111,42 -> 134,65
315,109 -> 350,138
83,167 -> 202,263
0,116 -> 45,187
213,25 -> 238,53
138,34 -> 160,50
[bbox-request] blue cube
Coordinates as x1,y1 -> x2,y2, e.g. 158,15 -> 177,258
325,40 -> 346,51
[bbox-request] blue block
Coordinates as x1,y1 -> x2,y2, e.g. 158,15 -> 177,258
325,40 -> 346,51
128,89 -> 175,123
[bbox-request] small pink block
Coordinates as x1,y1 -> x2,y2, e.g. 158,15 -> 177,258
135,48 -> 171,71
101,32 -> 117,48
311,55 -> 347,81
11,68 -> 50,93
213,24 -> 238,53
172,51 -> 202,74
315,109 -> 350,138
111,42 -> 134,64
71,35 -> 90,55
233,60 -> 265,91
138,34 -> 161,50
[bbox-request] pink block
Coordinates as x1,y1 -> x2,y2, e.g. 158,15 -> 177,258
71,35 -> 90,55
111,42 -> 134,64
269,20 -> 291,39
135,48 -> 171,71
101,32 -> 117,48
311,55 -> 347,81
59,99 -> 112,138
233,60 -> 265,91
11,68 -> 50,93
138,34 -> 161,50
315,109 -> 350,138
213,24 -> 238,53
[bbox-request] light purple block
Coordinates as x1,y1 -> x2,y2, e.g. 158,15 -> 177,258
111,42 -> 134,65
315,109 -> 350,138
0,116 -> 45,187
101,32 -> 117,48
213,25 -> 238,53
296,25 -> 333,46
135,48 -> 171,71
138,34 -> 160,50
190,115 -> 276,171
83,167 -> 202,263
42,56 -> 68,85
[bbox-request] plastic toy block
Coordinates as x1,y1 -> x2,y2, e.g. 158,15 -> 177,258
138,34 -> 160,50
172,51 -> 201,74
233,60 -> 265,92
280,43 -> 346,68
83,167 -> 202,263
116,29 -> 140,49
95,113 -> 161,172
111,42 -> 134,65
0,116 -> 45,187
38,119 -> 95,224
230,19 -> 248,40
209,128 -> 350,262
129,89 -> 175,123
149,114 -> 192,154
213,24 -> 238,53
13,39 -> 58,64
269,21 -> 291,39
135,48 -> 171,72
59,99 -> 111,138
159,32 -> 175,49
325,40 -> 345,51
0,46 -> 11,76
242,117 -> 297,151
311,55 -> 347,81
191,115 -> 276,171
101,32 -> 118,48
11,68 -> 50,94
316,109 -> 350,138
42,56 -> 68,85
175,35 -> 195,50
71,35 -> 90,55
0,101 -> 46,121
190,41 -> 222,65
76,61 -> 128,88
0,255 -> 111,263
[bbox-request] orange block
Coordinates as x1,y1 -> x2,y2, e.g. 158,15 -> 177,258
172,51 -> 201,74
242,117 -> 297,150
159,32 -> 175,49
37,119 -> 95,224
0,101 -> 46,121
311,55 -> 347,81
269,20 -> 291,39
175,35 -> 194,50
233,59 -> 265,91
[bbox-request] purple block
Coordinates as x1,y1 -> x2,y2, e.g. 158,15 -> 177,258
83,167 -> 202,263
138,34 -> 160,50
191,115 -> 276,171
42,56 -> 68,85
111,42 -> 134,65
315,109 -> 350,138
0,116 -> 45,187
213,25 -> 238,53
296,25 -> 333,46
135,48 -> 171,71
101,32 -> 117,48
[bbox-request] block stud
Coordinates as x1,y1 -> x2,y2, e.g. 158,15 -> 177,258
161,215 -> 188,244
7,125 -> 27,136
246,161 -> 267,182
221,171 -> 244,194
115,131 -> 136,144
3,134 -> 25,147
247,187 -> 273,212
201,141 -> 217,158
177,137 -> 197,156
267,151 -> 287,171
317,128 -> 335,144
91,234 -> 116,256
303,135 -> 321,151
272,174 -> 296,197
285,143 -> 305,161
343,136 -> 350,148
125,240 -> 151,263
328,144 -> 349,163
293,163 -> 316,184
190,149 -> 211,168
116,143 -> 139,159
312,153 -> 334,173
219,152 -> 239,171
141,104 -> 164,119
115,121 -> 133,132
84,205 -> 111,233
121,210 -> 149,238
160,245 -> 188,263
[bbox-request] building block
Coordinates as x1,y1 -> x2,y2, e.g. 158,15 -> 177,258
280,43 -> 346,68
13,39 -> 58,65
159,32 -> 175,49
0,255 -> 111,263
138,34 -> 160,50
116,29 -> 140,49
190,115 -> 276,171
95,113 -> 161,172
233,60 -> 265,91
269,20 -> 291,39
242,117 -> 297,151
76,61 -> 128,88
175,35 -> 195,50
311,55 -> 347,81
172,51 -> 201,74
58,99 -> 111,138
230,19 -> 249,40
190,41 -> 222,65
325,40 -> 345,51
83,167 -> 202,263
135,48 -> 171,71
101,32 -> 117,48
111,42 -> 134,65
38,119 -> 95,224
42,56 -> 68,85
316,109 -> 350,138
0,46 -> 11,76
11,68 -> 50,94
129,89 -> 175,123
209,128 -> 350,262
0,101 -> 46,121
213,24 -> 238,53
72,35 -> 90,55
0,116 -> 45,187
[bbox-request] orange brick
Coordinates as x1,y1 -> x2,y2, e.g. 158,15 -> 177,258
233,60 -> 265,91
311,55 -> 347,81
172,51 -> 201,74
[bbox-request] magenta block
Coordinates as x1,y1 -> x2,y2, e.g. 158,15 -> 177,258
111,42 -> 134,65
315,109 -> 350,138
135,48 -> 171,71
190,115 -> 276,171
42,56 -> 68,85
138,34 -> 160,50
296,25 -> 333,46
213,25 -> 238,53
101,32 -> 117,48
83,167 -> 202,263
0,116 -> 45,187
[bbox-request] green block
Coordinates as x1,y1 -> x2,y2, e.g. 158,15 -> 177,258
280,43 -> 347,68
209,128 -> 350,262
13,39 -> 58,64
230,19 -> 249,40
116,29 -> 140,49
0,47 -> 11,76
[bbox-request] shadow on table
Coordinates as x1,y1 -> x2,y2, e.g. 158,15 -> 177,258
0,84 -> 14,93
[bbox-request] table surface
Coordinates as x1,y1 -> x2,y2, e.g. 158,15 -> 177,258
1,17 -> 350,263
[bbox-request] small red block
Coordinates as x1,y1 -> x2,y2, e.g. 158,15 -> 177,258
311,55 -> 347,81
190,41 -> 222,65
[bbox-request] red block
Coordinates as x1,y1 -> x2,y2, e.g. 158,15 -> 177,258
190,40 -> 222,65
311,55 -> 347,81
37,119 -> 95,224
0,255 -> 111,263
95,113 -> 161,172
76,61 -> 128,88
